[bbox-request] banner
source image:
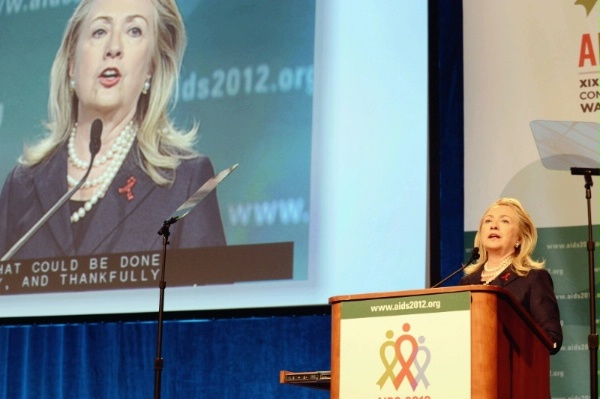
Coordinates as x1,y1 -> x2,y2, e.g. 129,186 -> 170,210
464,1 -> 599,396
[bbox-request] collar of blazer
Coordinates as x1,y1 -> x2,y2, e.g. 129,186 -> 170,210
31,143 -> 157,256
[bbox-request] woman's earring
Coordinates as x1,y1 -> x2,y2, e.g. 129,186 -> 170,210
515,242 -> 521,249
142,79 -> 151,95
69,79 -> 76,93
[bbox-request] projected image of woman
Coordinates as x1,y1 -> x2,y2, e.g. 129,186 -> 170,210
459,198 -> 562,354
0,0 -> 226,260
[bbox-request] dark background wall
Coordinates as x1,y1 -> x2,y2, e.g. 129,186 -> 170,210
0,1 -> 463,398
429,0 -> 464,287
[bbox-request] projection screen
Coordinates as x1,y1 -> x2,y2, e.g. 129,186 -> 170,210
0,0 -> 428,317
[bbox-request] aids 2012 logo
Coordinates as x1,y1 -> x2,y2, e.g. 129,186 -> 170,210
575,0 -> 597,16
377,322 -> 431,399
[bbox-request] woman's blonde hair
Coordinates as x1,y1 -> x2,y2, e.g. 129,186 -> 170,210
465,197 -> 545,276
20,0 -> 197,186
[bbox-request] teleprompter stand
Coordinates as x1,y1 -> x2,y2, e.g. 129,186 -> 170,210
153,164 -> 238,399
570,166 -> 599,399
530,120 -> 599,398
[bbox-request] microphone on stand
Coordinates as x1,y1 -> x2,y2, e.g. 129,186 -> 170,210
1,119 -> 103,261
431,247 -> 480,288
89,119 -> 103,159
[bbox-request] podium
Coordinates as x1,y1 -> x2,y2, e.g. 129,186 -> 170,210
282,286 -> 554,398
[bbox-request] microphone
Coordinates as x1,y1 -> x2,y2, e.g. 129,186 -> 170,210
431,247 -> 480,288
1,120 -> 103,261
89,118 -> 103,157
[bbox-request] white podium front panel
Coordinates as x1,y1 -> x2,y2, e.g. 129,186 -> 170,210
339,292 -> 471,399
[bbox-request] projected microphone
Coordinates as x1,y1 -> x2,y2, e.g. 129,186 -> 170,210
0,119 -> 103,261
89,118 -> 103,158
431,247 -> 480,288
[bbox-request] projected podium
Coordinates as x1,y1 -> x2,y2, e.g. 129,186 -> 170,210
282,286 -> 554,398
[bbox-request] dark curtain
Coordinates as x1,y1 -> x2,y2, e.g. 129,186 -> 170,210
0,314 -> 330,398
428,0 -> 465,286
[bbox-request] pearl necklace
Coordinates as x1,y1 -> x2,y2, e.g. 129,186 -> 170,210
67,121 -> 137,223
481,255 -> 513,285
68,122 -> 135,170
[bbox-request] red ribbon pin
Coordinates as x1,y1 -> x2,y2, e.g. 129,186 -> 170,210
118,176 -> 137,201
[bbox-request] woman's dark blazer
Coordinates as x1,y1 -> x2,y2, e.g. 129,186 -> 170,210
0,144 -> 226,260
460,266 -> 563,354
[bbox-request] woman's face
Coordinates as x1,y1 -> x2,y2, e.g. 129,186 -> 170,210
479,205 -> 521,258
69,0 -> 156,120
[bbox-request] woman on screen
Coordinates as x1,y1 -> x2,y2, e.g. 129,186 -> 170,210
459,197 -> 563,354
0,0 -> 225,260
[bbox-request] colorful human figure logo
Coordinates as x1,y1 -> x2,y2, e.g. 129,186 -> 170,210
377,323 -> 431,391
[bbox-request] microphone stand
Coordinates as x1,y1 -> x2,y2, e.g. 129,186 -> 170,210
570,167 -> 598,399
431,248 -> 480,288
1,123 -> 102,262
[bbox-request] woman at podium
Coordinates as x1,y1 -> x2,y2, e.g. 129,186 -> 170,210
459,197 -> 563,354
